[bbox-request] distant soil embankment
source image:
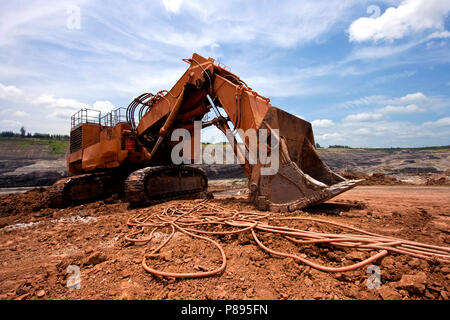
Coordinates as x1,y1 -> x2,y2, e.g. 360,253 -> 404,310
0,139 -> 449,188
0,138 -> 68,187
319,147 -> 450,185
0,137 -> 68,159
317,147 -> 450,174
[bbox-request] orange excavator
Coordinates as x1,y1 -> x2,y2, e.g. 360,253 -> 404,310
50,53 -> 361,211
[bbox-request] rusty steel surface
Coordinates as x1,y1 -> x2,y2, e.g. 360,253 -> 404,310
248,107 -> 363,212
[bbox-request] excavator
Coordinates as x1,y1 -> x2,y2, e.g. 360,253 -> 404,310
50,53 -> 361,212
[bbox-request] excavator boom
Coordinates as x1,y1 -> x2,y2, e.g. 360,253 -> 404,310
53,53 -> 362,210
129,53 -> 362,211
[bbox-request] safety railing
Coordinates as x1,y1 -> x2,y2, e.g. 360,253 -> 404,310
71,109 -> 101,129
100,108 -> 127,127
71,108 -> 128,129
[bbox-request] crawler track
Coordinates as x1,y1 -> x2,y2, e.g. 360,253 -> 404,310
50,166 -> 208,208
49,172 -> 125,208
125,165 -> 208,206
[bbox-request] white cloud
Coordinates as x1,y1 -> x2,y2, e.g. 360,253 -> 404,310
187,1 -> 354,48
318,90 -> 450,146
427,30 -> 450,40
0,83 -> 88,120
0,82 -> 121,123
13,110 -> 30,117
314,119 -> 450,147
343,112 -> 382,122
373,70 -> 416,85
349,0 -> 450,42
311,119 -> 334,128
80,0 -> 357,51
317,132 -> 341,140
423,117 -> 450,127
340,95 -> 386,108
0,82 -> 118,123
31,94 -> 85,120
354,128 -> 371,135
389,92 -> 426,104
0,83 -> 24,99
162,0 -> 183,13
33,94 -> 83,110
381,104 -> 425,114
347,41 -> 420,61
244,73 -> 329,97
340,92 -> 429,110
1,119 -> 22,128
340,91 -> 438,128
92,100 -> 116,114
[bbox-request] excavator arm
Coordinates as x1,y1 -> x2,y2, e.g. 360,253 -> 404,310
133,53 -> 362,212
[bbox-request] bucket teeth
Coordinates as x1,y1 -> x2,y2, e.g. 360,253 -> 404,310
268,179 -> 363,212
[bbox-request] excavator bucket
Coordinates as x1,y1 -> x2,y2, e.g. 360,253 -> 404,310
250,107 -> 363,212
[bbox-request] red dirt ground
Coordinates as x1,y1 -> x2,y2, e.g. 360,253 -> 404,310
0,185 -> 449,300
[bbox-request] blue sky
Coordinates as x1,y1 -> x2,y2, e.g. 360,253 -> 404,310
0,0 -> 449,147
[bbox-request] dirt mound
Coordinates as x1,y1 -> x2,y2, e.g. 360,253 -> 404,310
425,175 -> 450,186
388,167 -> 442,174
0,187 -> 50,217
340,172 -> 407,186
0,171 -> 67,188
0,160 -> 35,175
0,158 -> 68,188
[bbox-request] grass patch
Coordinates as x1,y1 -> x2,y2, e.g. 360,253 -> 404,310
0,137 -> 69,156
48,140 -> 69,155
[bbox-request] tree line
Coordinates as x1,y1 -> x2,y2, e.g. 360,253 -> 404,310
328,144 -> 351,148
0,127 -> 69,140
